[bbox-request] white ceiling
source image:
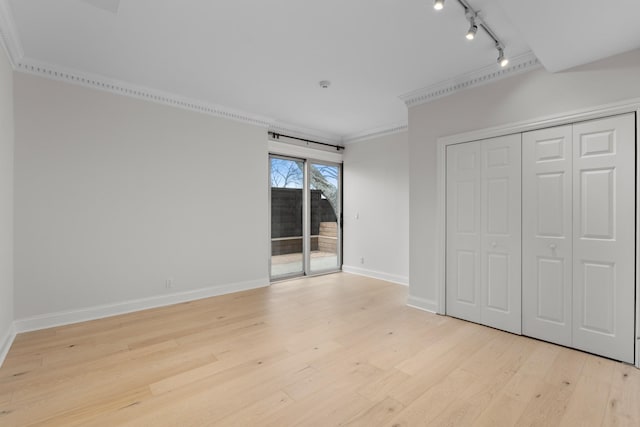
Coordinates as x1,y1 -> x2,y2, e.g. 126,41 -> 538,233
495,0 -> 640,73
3,0 -> 640,141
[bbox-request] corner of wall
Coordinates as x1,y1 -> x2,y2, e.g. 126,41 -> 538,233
0,8 -> 15,369
0,321 -> 16,367
406,294 -> 439,314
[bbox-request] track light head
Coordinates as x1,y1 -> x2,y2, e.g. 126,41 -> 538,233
432,1 -> 508,68
497,47 -> 509,67
466,19 -> 478,40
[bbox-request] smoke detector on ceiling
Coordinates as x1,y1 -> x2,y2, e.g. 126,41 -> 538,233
318,80 -> 331,89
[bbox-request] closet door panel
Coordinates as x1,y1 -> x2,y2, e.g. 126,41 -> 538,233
481,134 -> 522,334
446,142 -> 482,323
522,126 -> 573,346
572,113 -> 635,364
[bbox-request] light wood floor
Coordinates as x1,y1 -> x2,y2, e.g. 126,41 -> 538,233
1,273 -> 638,426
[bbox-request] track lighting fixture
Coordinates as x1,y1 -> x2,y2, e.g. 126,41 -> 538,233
432,0 -> 509,68
466,17 -> 477,40
497,46 -> 508,67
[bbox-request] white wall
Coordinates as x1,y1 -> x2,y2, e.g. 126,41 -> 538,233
0,44 -> 14,356
14,74 -> 269,324
408,48 -> 640,309
343,131 -> 409,285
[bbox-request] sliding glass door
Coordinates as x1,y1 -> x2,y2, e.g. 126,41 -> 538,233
270,156 -> 305,278
309,162 -> 340,274
270,155 -> 341,280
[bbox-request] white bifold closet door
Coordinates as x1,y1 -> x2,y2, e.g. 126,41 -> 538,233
522,125 -> 574,346
572,114 -> 635,363
446,134 -> 522,334
523,113 -> 635,363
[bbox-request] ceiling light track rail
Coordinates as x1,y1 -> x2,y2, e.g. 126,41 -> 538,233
268,131 -> 344,151
454,0 -> 499,46
434,0 -> 509,67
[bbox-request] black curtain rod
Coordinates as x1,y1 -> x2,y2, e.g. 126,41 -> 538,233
268,131 -> 344,151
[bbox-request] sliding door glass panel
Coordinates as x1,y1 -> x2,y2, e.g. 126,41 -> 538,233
270,157 -> 305,278
309,162 -> 340,273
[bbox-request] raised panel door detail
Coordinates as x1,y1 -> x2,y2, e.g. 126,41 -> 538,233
536,172 -> 565,237
572,113 -> 635,364
580,130 -> 615,157
480,134 -> 522,334
486,178 -> 509,235
447,135 -> 520,333
486,253 -> 509,311
535,137 -> 565,162
456,251 -> 477,304
580,261 -> 615,335
457,150 -> 477,171
487,147 -> 509,168
536,257 -> 565,323
522,125 -> 573,347
580,168 -> 614,240
456,181 -> 476,233
446,142 -> 482,324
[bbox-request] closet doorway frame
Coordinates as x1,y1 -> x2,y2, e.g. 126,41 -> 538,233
435,98 -> 640,369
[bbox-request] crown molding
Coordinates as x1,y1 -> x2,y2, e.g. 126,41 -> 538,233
0,2 -> 343,144
15,56 -> 347,144
0,3 -> 541,146
0,1 -> 349,144
11,54 -> 417,146
343,122 -> 408,144
0,0 -> 23,67
399,51 -> 541,108
16,58 -> 279,128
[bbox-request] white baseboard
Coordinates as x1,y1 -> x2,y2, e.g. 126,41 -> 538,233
342,265 -> 408,286
14,278 -> 269,333
407,294 -> 440,314
0,322 -> 16,367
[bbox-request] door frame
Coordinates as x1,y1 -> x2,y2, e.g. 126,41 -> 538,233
268,139 -> 343,281
434,98 -> 640,368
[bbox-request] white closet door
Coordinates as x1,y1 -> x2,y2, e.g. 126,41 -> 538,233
480,134 -> 522,334
446,135 -> 521,333
446,142 -> 482,323
522,125 -> 573,346
572,113 -> 635,363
